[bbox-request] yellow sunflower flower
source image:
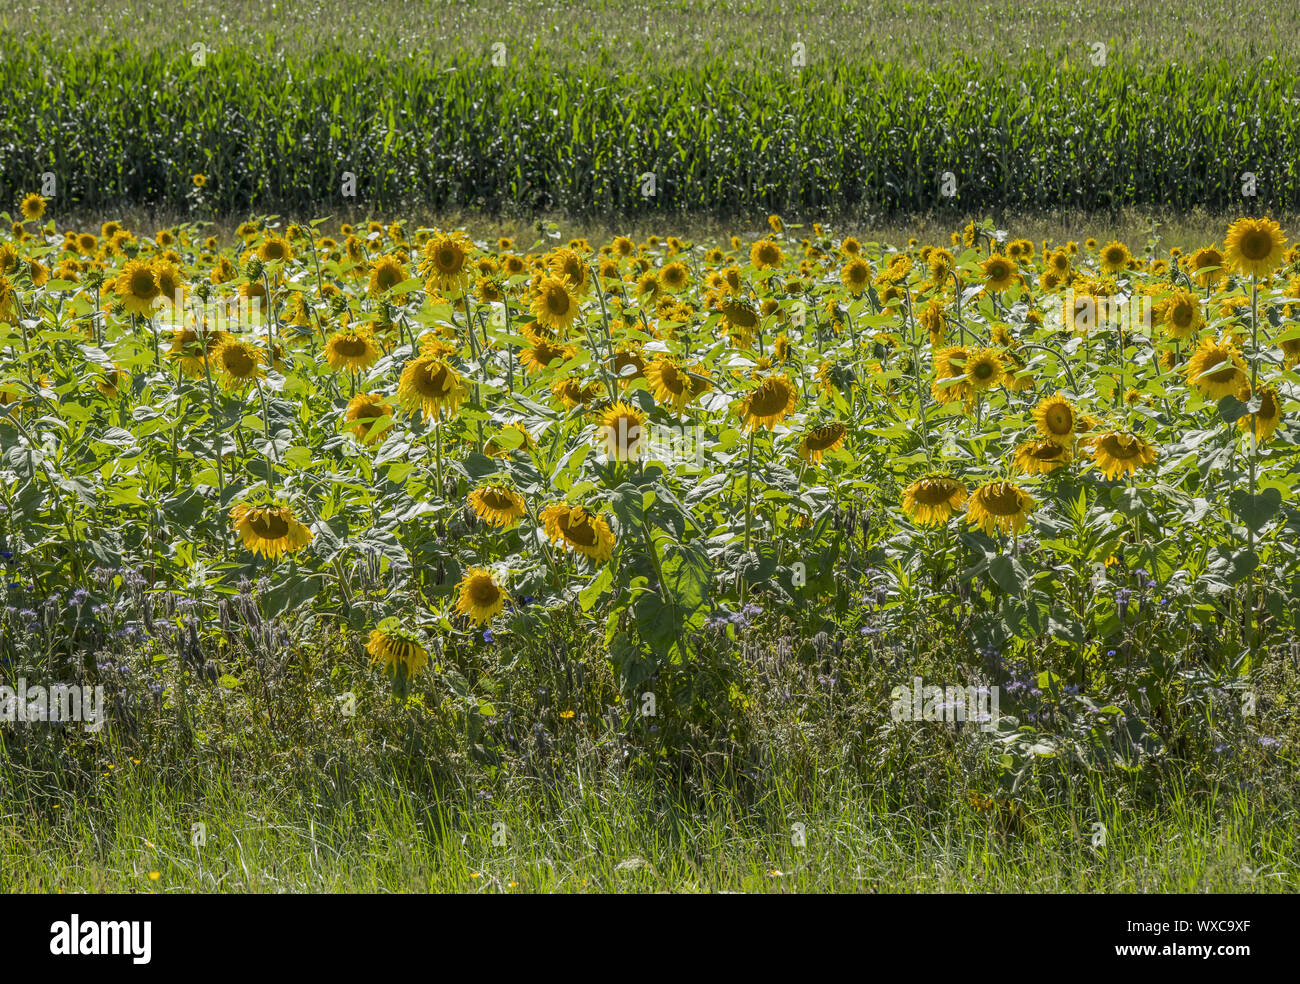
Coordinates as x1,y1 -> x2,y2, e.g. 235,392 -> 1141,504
798,422 -> 847,464
1224,217 -> 1287,278
540,503 -> 616,562
398,356 -> 466,420
468,486 -> 527,529
1087,430 -> 1157,481
740,374 -> 797,431
229,503 -> 313,559
901,475 -> 968,526
454,567 -> 508,625
966,481 -> 1036,536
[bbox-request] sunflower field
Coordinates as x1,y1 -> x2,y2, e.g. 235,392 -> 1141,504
1,196 -> 1297,792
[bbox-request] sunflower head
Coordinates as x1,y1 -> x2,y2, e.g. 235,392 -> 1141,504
19,192 -> 46,222
1185,336 -> 1247,399
467,486 -> 527,529
901,474 -> 968,526
1088,430 -> 1157,481
1033,394 -> 1077,444
740,374 -> 797,431
966,481 -> 1036,536
798,421 -> 847,464
454,567 -> 508,626
344,392 -> 394,445
1225,217 -> 1287,278
366,623 -> 429,693
325,328 -> 380,372
964,348 -> 1004,391
531,274 -> 579,333
595,400 -> 647,461
229,503 -> 313,559
1014,439 -> 1073,475
540,503 -> 616,562
398,355 -> 466,420
981,254 -> 1017,292
212,339 -> 265,389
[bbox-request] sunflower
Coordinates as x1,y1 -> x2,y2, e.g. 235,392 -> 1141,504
468,486 -> 527,528
1033,394 -> 1077,444
595,400 -> 647,461
540,504 -> 616,562
211,339 -> 265,389
365,626 -> 428,678
368,254 -> 408,296
740,374 -> 797,431
257,236 -> 293,264
918,299 -> 945,346
422,232 -> 472,292
398,356 -> 466,420
485,421 -> 534,458
166,325 -> 229,376
95,366 -> 130,400
1013,439 -> 1072,475
344,392 -> 394,445
1099,240 -> 1132,273
1157,288 -> 1203,341
192,173 -> 207,188
229,503 -> 313,559
1239,384 -> 1282,443
964,348 -> 1004,391
1187,246 -> 1226,287
114,259 -> 161,316
901,475 -> 968,526
798,422 -> 847,464
931,346 -> 971,404
841,257 -> 873,296
531,275 -> 579,333
966,481 -> 1036,536
1088,430 -> 1157,480
519,336 -> 574,373
981,254 -> 1017,293
19,193 -> 46,222
1185,336 -> 1247,398
1224,217 -> 1287,278
546,247 -> 591,296
454,567 -> 508,625
552,375 -> 602,407
750,239 -> 784,270
644,357 -> 695,413
325,328 -> 381,372
660,261 -> 690,292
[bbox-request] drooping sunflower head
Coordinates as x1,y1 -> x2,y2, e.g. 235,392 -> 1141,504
229,503 -> 313,559
1238,384 -> 1282,444
454,567 -> 508,626
966,481 -> 1036,536
365,625 -> 429,680
798,421 -> 847,464
398,355 -> 465,420
212,339 -> 265,389
1185,336 -> 1247,399
740,374 -> 797,431
1088,430 -> 1157,481
1013,438 -> 1073,475
1225,217 -> 1287,278
595,400 -> 647,461
901,474 -> 968,526
468,486 -> 527,529
344,392 -> 394,445
540,503 -> 616,562
95,365 -> 130,400
325,328 -> 380,372
551,375 -> 602,408
1033,394 -> 1077,444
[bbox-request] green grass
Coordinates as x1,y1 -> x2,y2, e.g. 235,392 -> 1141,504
5,752 -> 1295,892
